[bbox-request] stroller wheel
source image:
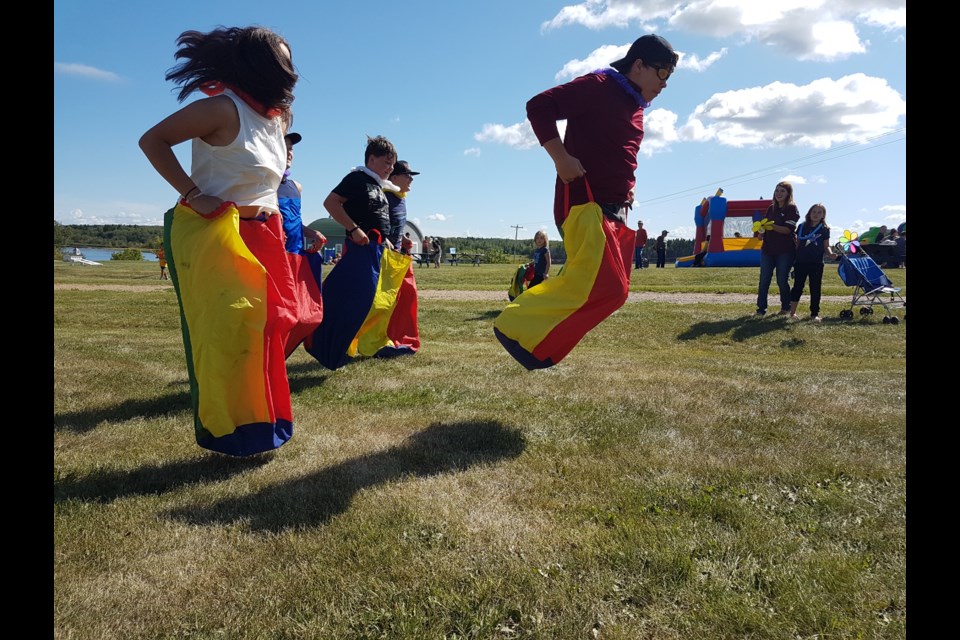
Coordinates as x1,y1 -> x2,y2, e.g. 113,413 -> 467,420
882,316 -> 891,324
839,310 -> 851,319
860,307 -> 872,316
890,316 -> 900,325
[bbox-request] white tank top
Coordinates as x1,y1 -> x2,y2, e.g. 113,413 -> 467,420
190,89 -> 286,209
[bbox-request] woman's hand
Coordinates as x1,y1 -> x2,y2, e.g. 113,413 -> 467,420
186,194 -> 224,217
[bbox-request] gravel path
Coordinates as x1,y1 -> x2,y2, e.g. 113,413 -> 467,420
53,283 -> 855,304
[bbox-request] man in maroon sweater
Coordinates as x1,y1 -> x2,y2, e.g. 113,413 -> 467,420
526,34 -> 678,232
493,35 -> 679,370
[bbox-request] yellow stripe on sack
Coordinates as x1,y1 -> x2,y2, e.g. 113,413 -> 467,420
493,202 -> 606,352
171,203 -> 271,437
353,250 -> 413,357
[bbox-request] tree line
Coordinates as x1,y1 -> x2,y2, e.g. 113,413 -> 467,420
55,222 -> 164,251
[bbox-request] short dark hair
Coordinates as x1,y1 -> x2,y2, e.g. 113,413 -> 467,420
365,135 -> 397,164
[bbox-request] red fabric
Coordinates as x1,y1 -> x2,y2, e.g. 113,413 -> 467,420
530,217 -> 634,363
237,215 -> 299,423
283,252 -> 325,357
385,263 -> 421,351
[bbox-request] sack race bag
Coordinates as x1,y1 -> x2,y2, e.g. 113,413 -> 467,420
305,231 -> 419,370
165,202 -> 306,456
493,179 -> 635,369
508,263 -> 535,302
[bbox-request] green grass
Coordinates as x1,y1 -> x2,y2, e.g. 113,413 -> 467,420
54,259 -> 906,639
55,259 -> 908,297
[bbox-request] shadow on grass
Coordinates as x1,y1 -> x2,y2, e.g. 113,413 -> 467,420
285,360 -> 333,390
465,310 -> 501,321
54,390 -> 193,434
54,454 -> 271,503
678,314 -> 791,342
54,363 -> 330,433
165,420 -> 526,531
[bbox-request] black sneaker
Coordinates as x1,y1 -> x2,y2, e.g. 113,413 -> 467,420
755,309 -> 766,316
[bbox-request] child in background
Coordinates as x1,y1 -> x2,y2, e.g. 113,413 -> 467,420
529,230 -> 552,288
789,203 -> 840,323
156,247 -> 168,280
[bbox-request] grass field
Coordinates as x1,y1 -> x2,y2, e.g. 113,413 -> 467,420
54,259 -> 906,639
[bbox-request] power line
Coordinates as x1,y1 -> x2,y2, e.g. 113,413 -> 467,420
637,129 -> 906,208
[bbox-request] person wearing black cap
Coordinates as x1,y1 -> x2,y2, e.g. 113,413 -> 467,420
278,131 -> 326,254
494,34 -> 679,369
383,160 -> 420,249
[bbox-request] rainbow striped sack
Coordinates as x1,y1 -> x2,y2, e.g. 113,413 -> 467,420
494,181 -> 634,369
165,202 -> 306,456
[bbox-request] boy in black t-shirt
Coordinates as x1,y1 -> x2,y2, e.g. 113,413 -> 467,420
323,135 -> 398,249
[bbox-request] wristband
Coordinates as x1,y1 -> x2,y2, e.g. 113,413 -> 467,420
182,185 -> 200,201
347,226 -> 359,236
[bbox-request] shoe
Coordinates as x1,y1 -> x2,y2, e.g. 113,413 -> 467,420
789,314 -> 800,321
755,309 -> 766,316
811,315 -> 822,323
777,309 -> 790,316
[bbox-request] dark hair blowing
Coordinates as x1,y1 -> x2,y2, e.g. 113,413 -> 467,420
365,135 -> 397,164
165,26 -> 297,112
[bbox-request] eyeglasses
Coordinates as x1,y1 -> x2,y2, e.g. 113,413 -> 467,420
649,64 -> 673,82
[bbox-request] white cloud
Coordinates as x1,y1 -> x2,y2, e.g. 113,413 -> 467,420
679,73 -> 905,149
880,204 -> 905,214
542,0 -> 676,31
55,207 -> 163,226
542,1 -> 905,60
554,43 -> 720,80
54,62 -> 121,82
474,121 -> 539,149
638,108 -> 680,156
556,44 -> 629,80
679,48 -> 726,71
464,148 -> 481,156
427,213 -> 448,221
780,174 -> 807,185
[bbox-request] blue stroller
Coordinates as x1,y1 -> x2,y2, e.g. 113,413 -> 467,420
835,250 -> 905,324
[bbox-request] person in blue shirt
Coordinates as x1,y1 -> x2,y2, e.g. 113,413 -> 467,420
383,160 -> 420,249
789,203 -> 840,322
278,131 -> 326,253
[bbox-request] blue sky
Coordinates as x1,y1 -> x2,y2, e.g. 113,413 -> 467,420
54,0 -> 906,240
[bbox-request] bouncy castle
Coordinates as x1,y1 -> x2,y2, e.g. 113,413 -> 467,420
675,190 -> 772,268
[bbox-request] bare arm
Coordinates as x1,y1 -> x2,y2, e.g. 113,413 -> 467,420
323,192 -> 369,246
138,95 -> 239,216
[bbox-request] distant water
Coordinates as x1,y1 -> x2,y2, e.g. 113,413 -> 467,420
61,247 -> 159,262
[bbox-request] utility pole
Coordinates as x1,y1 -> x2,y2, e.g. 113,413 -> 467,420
510,224 -> 524,263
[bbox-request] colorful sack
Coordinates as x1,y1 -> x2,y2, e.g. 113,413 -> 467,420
165,202 -> 301,456
493,180 -> 634,369
305,232 -> 419,370
508,263 -> 535,302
